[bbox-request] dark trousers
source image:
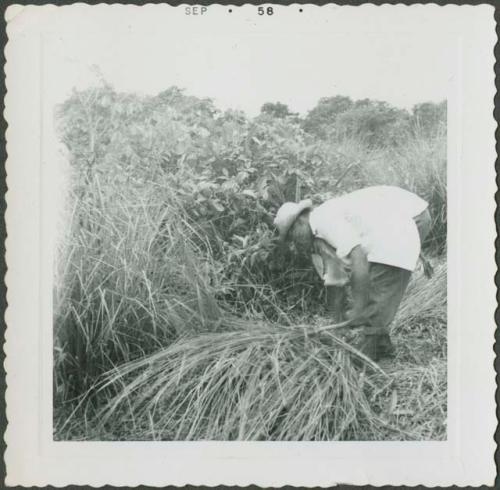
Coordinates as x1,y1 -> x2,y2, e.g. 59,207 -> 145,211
364,263 -> 411,335
364,208 -> 431,336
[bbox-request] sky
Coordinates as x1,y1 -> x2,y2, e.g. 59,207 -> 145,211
39,5 -> 455,117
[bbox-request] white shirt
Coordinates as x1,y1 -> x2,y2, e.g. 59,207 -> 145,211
309,186 -> 428,272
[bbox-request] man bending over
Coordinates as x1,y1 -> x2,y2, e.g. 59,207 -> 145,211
273,185 -> 432,361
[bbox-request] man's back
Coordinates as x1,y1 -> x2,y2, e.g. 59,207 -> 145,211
309,185 -> 428,271
331,185 -> 428,221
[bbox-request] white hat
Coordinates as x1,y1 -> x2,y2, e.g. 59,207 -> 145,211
273,199 -> 313,241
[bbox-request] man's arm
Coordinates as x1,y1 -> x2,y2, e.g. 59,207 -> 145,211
313,239 -> 349,321
313,238 -> 349,286
348,245 -> 370,322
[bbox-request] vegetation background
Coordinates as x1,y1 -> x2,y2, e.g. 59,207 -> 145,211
53,84 -> 447,441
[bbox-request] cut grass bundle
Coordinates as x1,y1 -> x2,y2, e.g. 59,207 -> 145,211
81,325 -> 390,441
55,260 -> 447,441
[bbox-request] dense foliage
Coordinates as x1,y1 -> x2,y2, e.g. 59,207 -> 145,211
54,85 -> 447,439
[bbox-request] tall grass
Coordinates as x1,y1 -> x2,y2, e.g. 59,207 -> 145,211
54,174 -> 226,403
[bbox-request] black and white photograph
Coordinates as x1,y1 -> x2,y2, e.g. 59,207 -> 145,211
53,21 -> 448,444
4,3 -> 496,486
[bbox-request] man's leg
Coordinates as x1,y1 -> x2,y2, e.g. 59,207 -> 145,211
359,263 -> 412,360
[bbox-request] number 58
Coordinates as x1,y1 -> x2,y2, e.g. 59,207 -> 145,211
258,6 -> 274,15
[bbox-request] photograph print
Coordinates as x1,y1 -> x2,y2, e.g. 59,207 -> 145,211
52,5 -> 448,442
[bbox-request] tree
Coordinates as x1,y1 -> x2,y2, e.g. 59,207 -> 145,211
156,86 -> 219,121
302,96 -> 411,146
302,95 -> 353,137
412,101 -> 447,137
260,102 -> 294,118
335,100 -> 411,147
